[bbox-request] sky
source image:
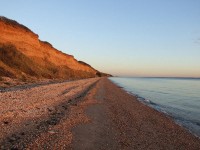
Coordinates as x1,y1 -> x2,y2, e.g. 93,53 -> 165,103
1,0 -> 200,77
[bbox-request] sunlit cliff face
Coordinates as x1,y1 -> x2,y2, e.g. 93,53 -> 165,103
0,17 -> 104,80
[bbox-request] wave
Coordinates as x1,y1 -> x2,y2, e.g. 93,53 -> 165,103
110,77 -> 200,138
128,91 -> 200,138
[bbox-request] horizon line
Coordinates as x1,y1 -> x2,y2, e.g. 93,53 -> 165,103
111,76 -> 200,79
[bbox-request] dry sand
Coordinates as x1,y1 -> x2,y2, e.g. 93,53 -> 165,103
0,78 -> 200,149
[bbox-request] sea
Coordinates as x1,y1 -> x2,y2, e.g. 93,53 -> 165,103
109,77 -> 200,137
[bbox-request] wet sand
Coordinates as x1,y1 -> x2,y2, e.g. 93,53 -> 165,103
0,78 -> 200,149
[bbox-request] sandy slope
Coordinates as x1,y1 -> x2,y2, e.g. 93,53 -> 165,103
0,78 -> 200,149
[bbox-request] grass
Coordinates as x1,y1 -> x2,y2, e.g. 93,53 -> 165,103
0,16 -> 33,33
0,44 -> 39,76
0,43 -> 97,81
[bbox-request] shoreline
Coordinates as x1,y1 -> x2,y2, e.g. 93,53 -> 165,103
0,77 -> 200,149
111,78 -> 200,139
131,91 -> 200,139
120,88 -> 200,139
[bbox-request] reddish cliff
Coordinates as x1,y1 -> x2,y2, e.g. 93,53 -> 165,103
0,16 -> 108,84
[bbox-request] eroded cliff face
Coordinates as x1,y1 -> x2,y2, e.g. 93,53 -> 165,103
0,16 -> 101,83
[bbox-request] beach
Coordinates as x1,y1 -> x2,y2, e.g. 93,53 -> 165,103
0,77 -> 200,149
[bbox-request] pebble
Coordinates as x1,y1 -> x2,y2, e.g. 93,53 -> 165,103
48,130 -> 57,134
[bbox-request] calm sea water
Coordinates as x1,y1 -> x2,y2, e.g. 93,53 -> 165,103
110,77 -> 200,137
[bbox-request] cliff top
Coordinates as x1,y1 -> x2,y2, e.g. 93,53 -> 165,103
0,16 -> 35,34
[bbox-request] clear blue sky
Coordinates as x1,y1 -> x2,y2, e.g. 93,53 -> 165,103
1,0 -> 200,77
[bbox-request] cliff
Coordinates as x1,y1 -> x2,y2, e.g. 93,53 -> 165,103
0,16 -> 110,85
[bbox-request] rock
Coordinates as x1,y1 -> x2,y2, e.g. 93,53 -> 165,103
48,130 -> 57,134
